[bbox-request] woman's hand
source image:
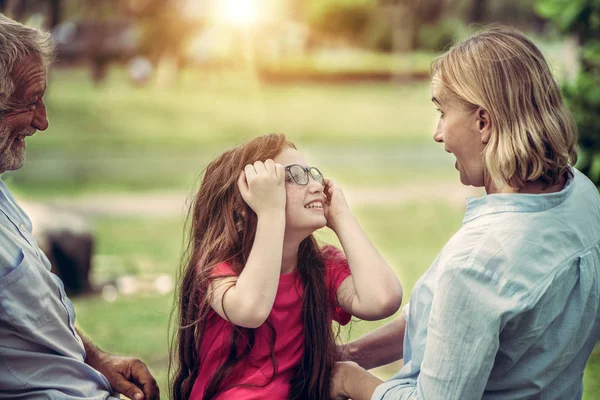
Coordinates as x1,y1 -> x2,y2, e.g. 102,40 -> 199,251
330,361 -> 354,400
330,361 -> 383,400
323,178 -> 352,231
237,160 -> 286,217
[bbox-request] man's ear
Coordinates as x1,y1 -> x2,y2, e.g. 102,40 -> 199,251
476,108 -> 492,144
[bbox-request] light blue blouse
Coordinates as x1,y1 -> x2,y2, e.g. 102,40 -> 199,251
373,168 -> 600,400
0,180 -> 117,399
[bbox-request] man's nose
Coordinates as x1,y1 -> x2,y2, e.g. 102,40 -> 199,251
31,103 -> 48,131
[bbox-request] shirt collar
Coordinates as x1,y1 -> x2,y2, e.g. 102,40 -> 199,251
463,167 -> 576,224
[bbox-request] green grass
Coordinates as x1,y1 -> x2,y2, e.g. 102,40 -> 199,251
74,294 -> 172,398
73,204 -> 600,399
13,49 -> 595,398
584,343 -> 600,399
4,67 -> 445,198
260,49 -> 435,75
91,217 -> 186,282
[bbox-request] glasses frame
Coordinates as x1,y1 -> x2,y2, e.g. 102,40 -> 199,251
285,164 -> 324,186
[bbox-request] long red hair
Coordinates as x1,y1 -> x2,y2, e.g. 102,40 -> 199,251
169,134 -> 340,399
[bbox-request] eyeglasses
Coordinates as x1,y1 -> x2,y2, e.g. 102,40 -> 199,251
285,164 -> 324,185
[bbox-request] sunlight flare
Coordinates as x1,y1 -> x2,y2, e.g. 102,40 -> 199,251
219,0 -> 258,26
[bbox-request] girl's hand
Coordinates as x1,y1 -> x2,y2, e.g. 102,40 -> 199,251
237,160 -> 286,217
323,178 -> 352,231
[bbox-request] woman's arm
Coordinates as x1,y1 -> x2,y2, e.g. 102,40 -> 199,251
209,160 -> 286,329
366,265 -> 502,400
324,178 -> 403,320
341,314 -> 406,370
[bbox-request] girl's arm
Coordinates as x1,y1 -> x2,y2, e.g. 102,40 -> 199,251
323,178 -> 402,320
208,160 -> 286,329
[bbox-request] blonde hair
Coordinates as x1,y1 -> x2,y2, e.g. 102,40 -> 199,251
431,25 -> 578,189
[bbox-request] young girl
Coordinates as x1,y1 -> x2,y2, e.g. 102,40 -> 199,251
170,134 -> 402,399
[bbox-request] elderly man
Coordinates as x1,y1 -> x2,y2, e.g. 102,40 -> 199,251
0,15 -> 159,400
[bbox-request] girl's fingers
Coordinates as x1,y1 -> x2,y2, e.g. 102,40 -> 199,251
253,160 -> 267,174
264,159 -> 275,173
237,170 -> 249,195
275,163 -> 285,180
244,164 -> 257,181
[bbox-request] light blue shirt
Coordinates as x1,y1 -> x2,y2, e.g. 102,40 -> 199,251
373,168 -> 600,400
0,180 -> 117,399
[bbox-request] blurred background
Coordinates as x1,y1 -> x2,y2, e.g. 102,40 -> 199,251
3,0 -> 598,398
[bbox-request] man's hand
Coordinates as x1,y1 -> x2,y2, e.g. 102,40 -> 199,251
336,343 -> 351,362
87,352 -> 159,400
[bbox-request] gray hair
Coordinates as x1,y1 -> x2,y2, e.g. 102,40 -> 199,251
0,14 -> 56,111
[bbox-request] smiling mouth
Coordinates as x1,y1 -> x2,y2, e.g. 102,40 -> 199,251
15,131 -> 35,141
304,201 -> 323,210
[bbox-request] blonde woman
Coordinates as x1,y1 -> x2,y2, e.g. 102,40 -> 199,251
331,26 -> 600,400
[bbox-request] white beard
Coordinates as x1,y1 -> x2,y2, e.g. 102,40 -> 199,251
0,121 -> 33,173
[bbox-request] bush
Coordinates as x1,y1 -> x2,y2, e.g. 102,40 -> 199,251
536,0 -> 600,184
361,12 -> 394,52
416,19 -> 465,52
309,1 -> 374,43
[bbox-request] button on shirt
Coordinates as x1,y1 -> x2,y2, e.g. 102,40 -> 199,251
373,168 -> 600,400
0,180 -> 117,399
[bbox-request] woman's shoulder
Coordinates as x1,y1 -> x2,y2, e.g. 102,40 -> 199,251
440,219 -> 574,300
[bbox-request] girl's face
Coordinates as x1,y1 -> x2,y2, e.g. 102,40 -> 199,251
274,147 -> 327,236
431,75 -> 489,187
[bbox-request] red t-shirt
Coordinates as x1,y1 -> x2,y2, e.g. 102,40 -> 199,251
189,246 -> 352,400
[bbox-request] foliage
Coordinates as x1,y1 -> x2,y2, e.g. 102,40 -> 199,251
416,19 -> 465,52
129,0 -> 198,65
306,0 -> 453,51
536,0 -> 600,183
309,1 -> 373,43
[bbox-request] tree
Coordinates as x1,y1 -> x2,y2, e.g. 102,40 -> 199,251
469,0 -> 487,23
536,0 -> 600,184
125,0 -> 199,84
0,0 -> 62,29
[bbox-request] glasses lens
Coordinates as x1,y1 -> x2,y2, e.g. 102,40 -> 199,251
310,167 -> 324,185
289,165 -> 308,184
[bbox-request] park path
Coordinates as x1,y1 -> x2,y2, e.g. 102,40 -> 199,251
42,181 -> 484,219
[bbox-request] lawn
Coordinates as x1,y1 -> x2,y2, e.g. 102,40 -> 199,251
5,67 -> 449,198
6,64 -> 596,399
74,203 -> 600,400
74,201 -> 464,398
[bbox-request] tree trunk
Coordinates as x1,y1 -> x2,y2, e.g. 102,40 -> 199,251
48,0 -> 61,29
469,0 -> 486,23
4,0 -> 27,21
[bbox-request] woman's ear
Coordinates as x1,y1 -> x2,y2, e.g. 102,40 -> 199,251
476,108 -> 492,144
